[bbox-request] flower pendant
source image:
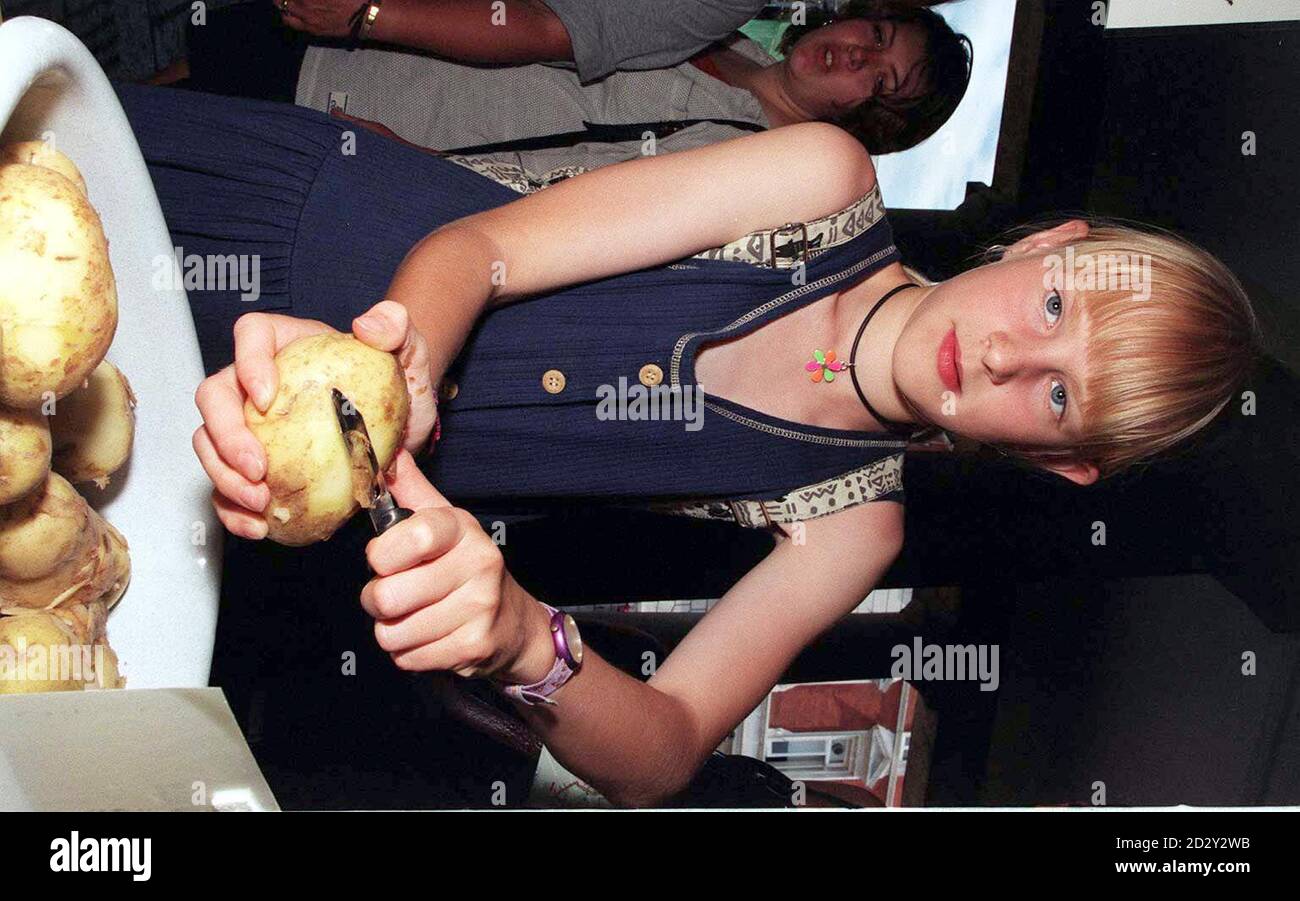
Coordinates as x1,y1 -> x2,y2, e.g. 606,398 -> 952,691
805,349 -> 847,384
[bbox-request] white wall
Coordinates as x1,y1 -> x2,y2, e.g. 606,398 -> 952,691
1107,0 -> 1300,29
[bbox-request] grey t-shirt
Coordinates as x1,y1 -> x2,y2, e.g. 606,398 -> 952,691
539,0 -> 767,82
295,37 -> 775,183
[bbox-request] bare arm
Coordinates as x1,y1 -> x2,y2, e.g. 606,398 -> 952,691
507,501 -> 906,807
280,0 -> 572,62
384,121 -> 878,389
281,0 -> 767,79
367,0 -> 573,65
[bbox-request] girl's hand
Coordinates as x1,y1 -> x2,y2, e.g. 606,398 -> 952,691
359,451 -> 556,684
192,301 -> 439,540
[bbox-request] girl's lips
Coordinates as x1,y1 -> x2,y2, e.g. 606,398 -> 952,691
938,327 -> 962,393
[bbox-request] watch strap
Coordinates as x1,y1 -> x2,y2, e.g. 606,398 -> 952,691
501,604 -> 579,707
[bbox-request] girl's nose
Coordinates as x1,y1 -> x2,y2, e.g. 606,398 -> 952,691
846,45 -> 866,72
982,332 -> 1022,383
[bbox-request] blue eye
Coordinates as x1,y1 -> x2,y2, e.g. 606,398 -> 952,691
1049,379 -> 1068,418
1044,290 -> 1064,327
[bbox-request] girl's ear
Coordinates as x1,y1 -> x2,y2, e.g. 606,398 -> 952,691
1004,220 -> 1090,259
1041,457 -> 1101,486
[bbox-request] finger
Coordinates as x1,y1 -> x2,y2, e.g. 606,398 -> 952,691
399,342 -> 436,454
352,303 -> 437,452
360,558 -> 453,620
211,489 -> 269,541
232,312 -> 331,413
388,623 -> 486,674
364,502 -> 462,577
193,426 -> 268,513
232,313 -> 283,413
194,366 -> 267,483
386,449 -> 452,510
351,300 -> 412,353
369,588 -> 465,653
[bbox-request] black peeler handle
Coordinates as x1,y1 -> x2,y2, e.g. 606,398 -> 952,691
369,493 -> 414,534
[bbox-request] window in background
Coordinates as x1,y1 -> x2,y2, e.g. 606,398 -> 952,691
873,0 -> 1018,210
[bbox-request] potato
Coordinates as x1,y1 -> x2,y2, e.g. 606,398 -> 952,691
0,470 -> 90,584
0,472 -> 130,614
50,599 -> 123,689
0,600 -> 122,694
93,516 -> 131,613
0,404 -> 51,503
0,141 -> 88,195
0,611 -> 85,693
0,163 -> 118,409
49,360 -> 136,488
245,333 -> 409,546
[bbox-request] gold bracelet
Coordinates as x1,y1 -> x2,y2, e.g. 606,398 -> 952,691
359,1 -> 382,40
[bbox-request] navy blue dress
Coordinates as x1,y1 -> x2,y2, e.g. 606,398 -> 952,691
116,83 -> 906,529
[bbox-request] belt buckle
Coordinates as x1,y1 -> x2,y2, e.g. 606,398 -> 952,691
769,222 -> 809,270
727,499 -> 779,532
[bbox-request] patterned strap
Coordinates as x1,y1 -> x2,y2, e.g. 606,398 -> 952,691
690,184 -> 888,270
445,155 -> 588,194
640,452 -> 905,530
447,153 -> 888,271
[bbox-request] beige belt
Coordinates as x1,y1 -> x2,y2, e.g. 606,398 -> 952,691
640,452 -> 904,530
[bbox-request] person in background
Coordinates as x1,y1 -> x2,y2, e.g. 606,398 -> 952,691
303,1 -> 972,190
186,2 -> 969,190
274,0 -> 956,80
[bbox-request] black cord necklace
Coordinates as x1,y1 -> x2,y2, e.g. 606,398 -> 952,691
844,282 -> 920,436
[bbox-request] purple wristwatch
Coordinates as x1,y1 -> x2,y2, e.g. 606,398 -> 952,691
502,604 -> 583,706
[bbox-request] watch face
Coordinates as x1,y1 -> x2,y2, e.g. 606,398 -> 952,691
561,614 -> 583,666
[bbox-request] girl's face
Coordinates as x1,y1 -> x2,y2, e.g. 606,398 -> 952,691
891,232 -> 1099,483
782,19 -> 932,119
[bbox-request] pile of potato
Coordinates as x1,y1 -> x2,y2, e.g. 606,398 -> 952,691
0,142 -> 134,693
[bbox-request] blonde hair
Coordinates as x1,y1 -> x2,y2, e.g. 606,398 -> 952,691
984,221 -> 1262,479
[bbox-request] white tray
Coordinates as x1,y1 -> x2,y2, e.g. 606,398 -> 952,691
0,17 -> 220,688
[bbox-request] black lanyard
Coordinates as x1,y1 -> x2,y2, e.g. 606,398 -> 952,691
443,118 -> 765,156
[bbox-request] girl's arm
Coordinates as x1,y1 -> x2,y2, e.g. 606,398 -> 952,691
385,121 -> 878,389
504,500 -> 905,807
191,123 -> 874,537
363,451 -> 904,806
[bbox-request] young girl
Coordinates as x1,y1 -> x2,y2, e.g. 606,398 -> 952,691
118,84 -> 1258,806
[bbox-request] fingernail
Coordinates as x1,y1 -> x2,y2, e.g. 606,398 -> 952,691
356,312 -> 385,332
239,450 -> 265,481
242,485 -> 266,512
248,378 -> 272,410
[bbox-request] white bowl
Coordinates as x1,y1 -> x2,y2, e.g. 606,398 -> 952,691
0,17 -> 220,688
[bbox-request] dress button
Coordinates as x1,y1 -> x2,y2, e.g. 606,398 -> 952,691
638,363 -> 664,387
541,369 -> 567,394
438,379 -> 459,401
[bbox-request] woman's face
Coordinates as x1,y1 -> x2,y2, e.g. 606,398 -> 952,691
782,18 -> 932,119
892,248 -> 1095,460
